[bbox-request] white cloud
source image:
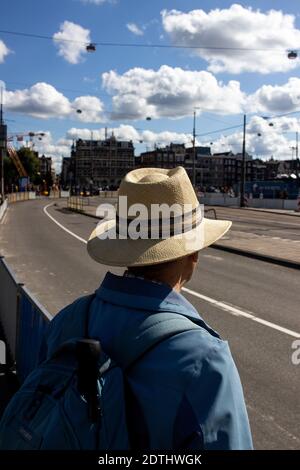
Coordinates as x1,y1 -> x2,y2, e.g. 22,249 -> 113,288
205,116 -> 299,159
5,83 -> 71,118
247,78 -> 300,114
126,23 -> 144,36
73,96 -> 105,122
102,65 -> 246,119
80,0 -> 114,4
0,40 -> 10,63
28,132 -> 72,172
66,125 -> 193,148
53,21 -> 91,64
3,82 -> 105,122
83,77 -> 96,83
161,5 -> 300,74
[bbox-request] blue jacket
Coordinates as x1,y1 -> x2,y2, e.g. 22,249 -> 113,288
44,272 -> 253,450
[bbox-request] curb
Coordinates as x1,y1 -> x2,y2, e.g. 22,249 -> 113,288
68,207 -> 100,220
71,205 -> 300,270
206,205 -> 300,218
242,207 -> 300,218
213,243 -> 300,270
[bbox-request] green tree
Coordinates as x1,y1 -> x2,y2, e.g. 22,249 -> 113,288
3,154 -> 18,190
17,147 -> 40,181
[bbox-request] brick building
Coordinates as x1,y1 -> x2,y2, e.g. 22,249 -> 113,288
68,134 -> 135,189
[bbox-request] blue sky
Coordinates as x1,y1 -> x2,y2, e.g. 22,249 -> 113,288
1,0 -> 300,169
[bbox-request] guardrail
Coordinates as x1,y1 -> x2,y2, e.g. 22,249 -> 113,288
68,196 -> 90,212
16,286 -> 52,383
0,257 -> 51,383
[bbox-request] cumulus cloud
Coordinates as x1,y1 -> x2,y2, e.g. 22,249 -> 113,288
102,65 -> 246,119
26,131 -> 72,172
53,21 -> 91,64
247,78 -> 300,114
3,82 -> 105,122
66,125 -> 193,148
161,5 -> 300,74
0,40 -> 10,63
126,23 -> 144,36
80,0 -> 114,4
205,116 -> 299,159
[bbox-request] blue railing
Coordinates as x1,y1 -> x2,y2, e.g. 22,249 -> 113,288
0,256 -> 52,383
16,286 -> 51,382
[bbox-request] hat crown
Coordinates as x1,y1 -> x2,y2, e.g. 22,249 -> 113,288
118,166 -> 198,211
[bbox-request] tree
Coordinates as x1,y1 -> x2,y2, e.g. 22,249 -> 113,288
17,147 -> 40,180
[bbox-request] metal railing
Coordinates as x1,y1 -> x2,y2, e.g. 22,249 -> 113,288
0,256 -> 51,383
16,286 -> 52,382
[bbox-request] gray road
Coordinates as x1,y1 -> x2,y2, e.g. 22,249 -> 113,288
209,206 -> 300,241
0,199 -> 300,449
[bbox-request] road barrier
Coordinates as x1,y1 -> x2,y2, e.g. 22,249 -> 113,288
201,193 -> 298,210
0,257 -> 51,382
7,192 -> 36,203
68,196 -> 90,212
0,199 -> 8,221
99,190 -> 118,198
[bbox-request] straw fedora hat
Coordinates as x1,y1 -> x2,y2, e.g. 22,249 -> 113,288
87,166 -> 231,267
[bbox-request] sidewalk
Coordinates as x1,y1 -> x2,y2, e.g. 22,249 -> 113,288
213,230 -> 300,269
243,207 -> 300,217
65,201 -> 300,270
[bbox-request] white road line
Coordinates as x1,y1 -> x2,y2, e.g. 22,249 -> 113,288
43,202 -> 300,339
202,254 -> 223,261
182,287 -> 300,338
43,203 -> 87,244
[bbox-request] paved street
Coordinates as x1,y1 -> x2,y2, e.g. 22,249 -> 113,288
67,196 -> 300,265
0,199 -> 300,449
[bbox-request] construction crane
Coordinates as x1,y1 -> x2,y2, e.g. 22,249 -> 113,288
6,144 -> 27,178
6,131 -> 45,178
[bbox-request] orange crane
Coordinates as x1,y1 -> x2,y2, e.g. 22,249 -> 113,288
6,144 -> 27,178
6,131 -> 44,178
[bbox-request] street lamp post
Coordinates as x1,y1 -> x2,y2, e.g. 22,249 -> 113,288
240,114 -> 247,208
192,110 -> 196,187
0,88 -> 6,203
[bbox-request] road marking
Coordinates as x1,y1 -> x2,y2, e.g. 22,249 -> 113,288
43,203 -> 87,244
202,254 -> 223,261
44,202 -> 300,339
182,287 -> 300,338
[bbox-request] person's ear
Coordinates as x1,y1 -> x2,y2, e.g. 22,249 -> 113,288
190,251 -> 199,264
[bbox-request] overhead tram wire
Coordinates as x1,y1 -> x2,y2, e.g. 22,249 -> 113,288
194,108 -> 300,140
0,29 -> 298,54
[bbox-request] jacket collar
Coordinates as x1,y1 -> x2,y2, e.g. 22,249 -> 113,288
96,272 -> 219,338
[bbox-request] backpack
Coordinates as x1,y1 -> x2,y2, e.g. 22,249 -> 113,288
0,294 -> 200,450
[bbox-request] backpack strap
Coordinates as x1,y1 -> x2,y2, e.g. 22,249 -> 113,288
114,312 -> 201,370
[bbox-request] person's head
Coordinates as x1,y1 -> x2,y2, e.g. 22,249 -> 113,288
127,251 -> 199,292
87,167 -> 231,270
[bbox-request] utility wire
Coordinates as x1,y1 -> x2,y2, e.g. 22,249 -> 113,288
0,28 -> 297,53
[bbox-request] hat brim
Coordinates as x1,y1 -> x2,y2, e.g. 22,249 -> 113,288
87,217 -> 232,267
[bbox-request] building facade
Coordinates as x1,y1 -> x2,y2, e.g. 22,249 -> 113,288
138,145 -> 254,189
39,154 -> 52,177
69,135 -> 135,189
